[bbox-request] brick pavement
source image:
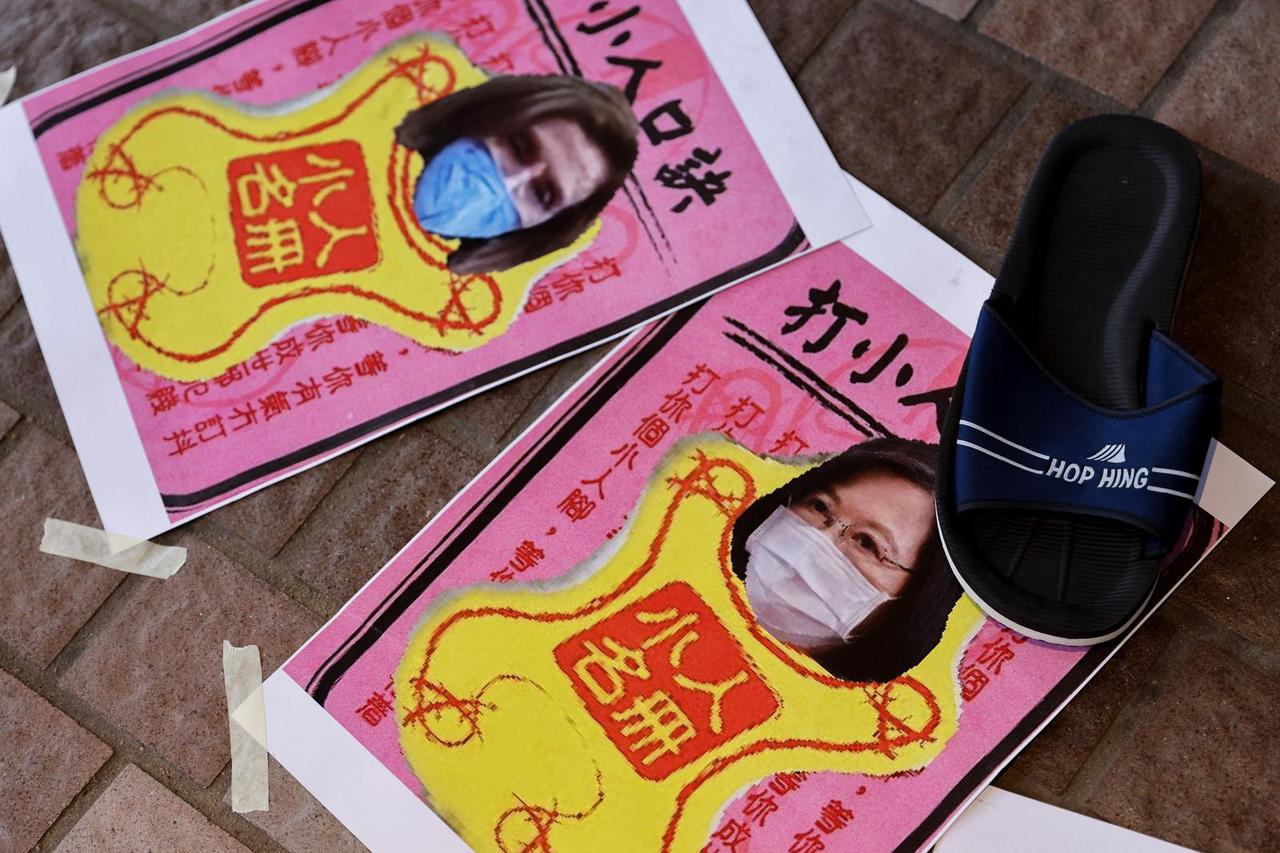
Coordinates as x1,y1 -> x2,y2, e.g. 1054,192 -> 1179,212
1,0 -> 1278,849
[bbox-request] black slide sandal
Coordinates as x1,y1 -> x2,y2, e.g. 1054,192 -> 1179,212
936,115 -> 1221,645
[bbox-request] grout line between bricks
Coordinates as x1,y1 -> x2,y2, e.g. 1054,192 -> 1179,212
495,355 -> 596,447
195,520 -> 340,621
0,308 -> 72,441
875,0 -> 1055,85
89,0 -> 189,40
991,765 -> 1063,807
1056,625 -> 1197,809
1,2 -> 1275,850
45,573 -> 145,678
1,642 -> 284,852
966,0 -> 1005,29
274,422 -> 486,610
1159,596 -> 1280,680
925,81 -> 1042,228
0,415 -> 37,472
35,751 -> 131,851
794,0 -> 875,82
1136,0 -> 1240,119
0,293 -> 22,330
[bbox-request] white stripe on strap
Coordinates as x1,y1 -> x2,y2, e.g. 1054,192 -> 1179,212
956,440 -> 1047,475
1151,466 -> 1200,481
958,420 -> 1051,460
1147,485 -> 1195,501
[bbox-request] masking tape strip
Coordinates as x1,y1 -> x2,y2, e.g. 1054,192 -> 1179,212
223,641 -> 269,813
39,519 -> 186,577
0,68 -> 15,106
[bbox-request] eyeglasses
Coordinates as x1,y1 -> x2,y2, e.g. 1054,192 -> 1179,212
786,494 -> 915,575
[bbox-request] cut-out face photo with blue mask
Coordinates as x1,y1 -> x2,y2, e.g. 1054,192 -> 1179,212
395,73 -> 639,275
730,437 -> 963,683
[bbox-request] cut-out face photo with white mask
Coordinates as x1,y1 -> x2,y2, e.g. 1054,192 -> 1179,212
730,437 -> 964,683
394,72 -> 640,275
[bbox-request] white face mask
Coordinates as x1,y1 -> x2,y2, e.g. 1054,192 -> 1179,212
744,506 -> 892,653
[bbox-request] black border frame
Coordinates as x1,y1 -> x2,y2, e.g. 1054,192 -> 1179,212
297,287 -> 1208,850
28,0 -> 808,511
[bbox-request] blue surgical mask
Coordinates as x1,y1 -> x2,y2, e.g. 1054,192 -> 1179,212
413,137 -> 522,239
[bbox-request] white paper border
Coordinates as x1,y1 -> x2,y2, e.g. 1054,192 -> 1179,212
677,0 -> 871,246
842,175 -> 991,335
0,0 -> 866,541
0,105 -> 169,538
265,671 -> 470,851
936,787 -> 1192,852
262,171 -> 1272,852
255,171 -> 1004,851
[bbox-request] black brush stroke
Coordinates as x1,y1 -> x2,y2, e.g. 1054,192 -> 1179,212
722,332 -> 875,439
723,315 -> 893,436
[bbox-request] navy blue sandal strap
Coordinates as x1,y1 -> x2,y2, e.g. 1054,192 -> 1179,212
954,301 -> 1220,548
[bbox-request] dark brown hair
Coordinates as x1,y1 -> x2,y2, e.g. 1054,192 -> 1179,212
730,437 -> 962,683
395,74 -> 640,274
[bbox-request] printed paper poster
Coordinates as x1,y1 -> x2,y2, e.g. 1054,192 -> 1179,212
0,0 -> 866,539
262,181 -> 1272,851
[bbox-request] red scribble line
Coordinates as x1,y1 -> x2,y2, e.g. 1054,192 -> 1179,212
407,456 -> 758,714
99,263 -> 167,339
398,671 -> 605,853
401,679 -> 497,747
388,138 -> 450,269
102,42 -> 456,154
97,279 -> 500,363
493,768 -> 605,853
83,145 -> 160,209
86,41 -> 504,362
659,679 -> 941,853
384,137 -> 504,336
405,451 -> 944,850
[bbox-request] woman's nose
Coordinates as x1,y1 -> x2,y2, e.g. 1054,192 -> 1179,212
504,160 -> 547,191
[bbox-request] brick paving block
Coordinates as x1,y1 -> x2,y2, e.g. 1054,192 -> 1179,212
0,0 -> 155,100
59,535 -> 319,787
1171,151 -> 1280,400
55,764 -> 249,852
1156,0 -> 1280,185
283,423 -> 486,607
0,240 -> 21,320
799,4 -> 1024,216
205,452 -> 357,558
502,345 -> 608,443
1087,642 -> 1280,850
911,0 -> 980,22
1174,382 -> 1280,653
0,427 -> 123,667
980,0 -> 1214,107
0,669 -> 112,852
1010,615 -> 1176,793
747,0 -> 857,75
424,364 -> 555,465
0,396 -> 18,439
0,305 -> 68,438
945,91 -> 1094,255
130,0 -> 252,30
225,757 -> 367,852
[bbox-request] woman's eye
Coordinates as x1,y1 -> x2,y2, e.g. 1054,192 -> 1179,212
809,497 -> 829,515
535,180 -> 558,211
855,533 -> 881,558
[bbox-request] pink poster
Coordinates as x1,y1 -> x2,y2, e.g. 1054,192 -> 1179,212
0,0 -> 865,538
264,192 -> 1269,851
